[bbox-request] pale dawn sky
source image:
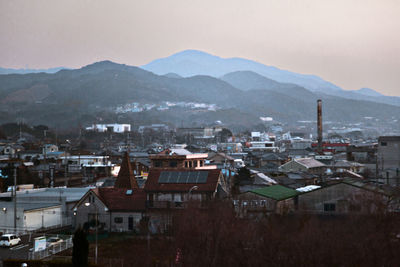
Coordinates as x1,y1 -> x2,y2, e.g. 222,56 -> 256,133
0,0 -> 399,96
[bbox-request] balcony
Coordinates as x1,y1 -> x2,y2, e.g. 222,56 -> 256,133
147,200 -> 185,209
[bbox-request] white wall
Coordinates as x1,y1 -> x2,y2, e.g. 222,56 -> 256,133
24,206 -> 62,230
0,207 -> 25,233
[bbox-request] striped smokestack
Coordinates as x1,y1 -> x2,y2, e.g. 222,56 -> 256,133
317,99 -> 323,154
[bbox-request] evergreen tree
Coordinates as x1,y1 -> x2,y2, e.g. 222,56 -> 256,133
72,228 -> 89,266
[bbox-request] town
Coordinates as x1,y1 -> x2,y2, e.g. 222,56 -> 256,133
0,99 -> 399,266
2,1 -> 400,265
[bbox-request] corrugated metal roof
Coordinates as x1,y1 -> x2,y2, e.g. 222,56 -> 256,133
249,185 -> 298,201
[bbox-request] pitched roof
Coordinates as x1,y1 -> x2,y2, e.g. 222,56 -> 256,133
144,169 -> 221,193
331,160 -> 364,168
249,185 -> 298,201
208,152 -> 235,161
254,172 -> 277,185
341,178 -> 400,197
295,158 -> 325,168
115,152 -> 139,189
92,188 -> 146,211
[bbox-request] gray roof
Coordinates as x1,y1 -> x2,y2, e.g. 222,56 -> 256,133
261,153 -> 286,161
295,158 -> 325,168
331,160 -> 364,168
129,152 -> 149,158
0,187 -> 91,203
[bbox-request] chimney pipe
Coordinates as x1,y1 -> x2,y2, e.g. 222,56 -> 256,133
317,99 -> 323,154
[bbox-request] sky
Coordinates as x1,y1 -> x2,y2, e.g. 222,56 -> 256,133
0,0 -> 399,96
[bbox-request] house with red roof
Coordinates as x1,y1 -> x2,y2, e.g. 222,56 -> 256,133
144,168 -> 227,233
73,187 -> 146,232
73,153 -> 146,232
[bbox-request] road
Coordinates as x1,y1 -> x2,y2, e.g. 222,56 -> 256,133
0,228 -> 71,261
0,234 -> 33,261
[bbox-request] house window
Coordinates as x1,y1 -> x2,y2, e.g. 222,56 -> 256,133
169,161 -> 177,168
381,142 -> 387,146
154,161 -> 162,167
324,203 -> 336,212
114,217 -> 123,224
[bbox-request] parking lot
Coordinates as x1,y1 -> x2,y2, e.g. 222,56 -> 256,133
0,234 -> 33,260
0,231 -> 72,261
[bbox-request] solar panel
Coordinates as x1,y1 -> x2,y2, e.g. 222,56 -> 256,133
197,172 -> 208,183
158,172 -> 169,183
186,172 -> 197,183
169,172 -> 179,183
158,171 -> 209,184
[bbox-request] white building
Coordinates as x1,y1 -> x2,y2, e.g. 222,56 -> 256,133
86,124 -> 131,133
0,187 -> 91,234
248,141 -> 279,152
0,202 -> 62,234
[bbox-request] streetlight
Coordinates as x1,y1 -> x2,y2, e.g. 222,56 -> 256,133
85,202 -> 98,265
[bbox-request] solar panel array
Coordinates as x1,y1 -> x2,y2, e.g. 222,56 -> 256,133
158,171 -> 209,184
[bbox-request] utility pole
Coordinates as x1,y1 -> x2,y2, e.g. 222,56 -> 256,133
13,166 -> 17,231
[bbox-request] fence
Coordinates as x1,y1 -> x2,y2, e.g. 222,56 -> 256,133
28,237 -> 73,260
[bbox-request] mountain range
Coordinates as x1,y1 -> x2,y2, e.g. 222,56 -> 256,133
0,51 -> 399,130
142,50 -> 343,94
142,50 -> 399,106
0,67 -> 67,75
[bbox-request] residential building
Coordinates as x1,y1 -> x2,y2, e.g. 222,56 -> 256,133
86,124 -> 131,133
377,136 -> 400,185
73,188 -> 146,232
298,178 -> 400,214
279,158 -> 326,175
149,148 -> 215,170
235,185 -> 299,217
0,187 -> 90,233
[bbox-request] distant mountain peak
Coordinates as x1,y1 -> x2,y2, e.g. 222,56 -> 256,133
82,60 -> 120,69
171,49 -> 216,57
163,72 -> 182,79
141,49 -> 343,93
